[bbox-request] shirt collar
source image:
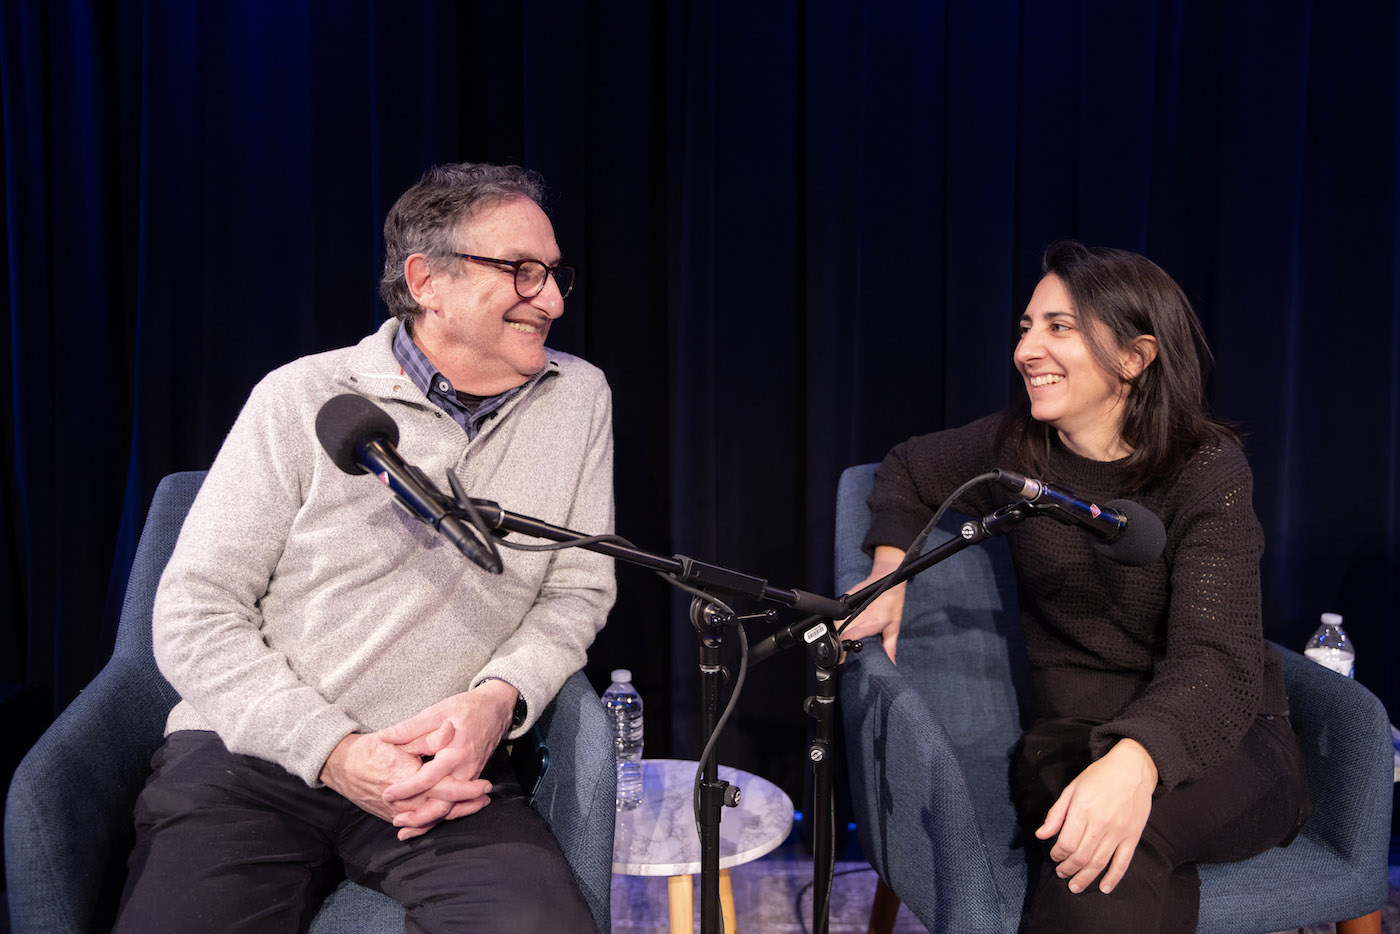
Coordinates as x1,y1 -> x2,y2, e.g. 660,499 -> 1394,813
390,319 -> 555,440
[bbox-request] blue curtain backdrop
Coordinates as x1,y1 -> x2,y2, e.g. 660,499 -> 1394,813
3,0 -> 1397,843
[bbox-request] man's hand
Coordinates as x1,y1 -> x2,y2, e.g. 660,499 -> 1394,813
375,680 -> 519,840
837,545 -> 908,663
319,730 -> 450,825
1035,738 -> 1158,895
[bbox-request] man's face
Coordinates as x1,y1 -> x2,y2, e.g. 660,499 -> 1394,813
420,196 -> 565,394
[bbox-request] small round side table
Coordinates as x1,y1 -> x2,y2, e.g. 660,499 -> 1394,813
612,758 -> 795,934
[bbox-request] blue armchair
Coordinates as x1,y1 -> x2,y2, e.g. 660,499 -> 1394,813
835,463 -> 1393,934
5,470 -> 617,934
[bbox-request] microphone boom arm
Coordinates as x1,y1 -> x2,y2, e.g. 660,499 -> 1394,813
854,500 -> 1032,603
748,499 -> 1033,668
447,482 -> 850,618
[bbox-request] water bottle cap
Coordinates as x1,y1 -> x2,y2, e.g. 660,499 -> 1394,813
611,669 -> 633,683
1320,612 -> 1343,626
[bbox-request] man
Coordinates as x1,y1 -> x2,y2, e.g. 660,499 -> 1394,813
114,163 -> 614,933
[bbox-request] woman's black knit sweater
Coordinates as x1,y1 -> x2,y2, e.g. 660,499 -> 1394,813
863,412 -> 1289,793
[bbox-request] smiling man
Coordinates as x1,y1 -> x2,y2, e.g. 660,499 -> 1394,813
114,164 -> 615,934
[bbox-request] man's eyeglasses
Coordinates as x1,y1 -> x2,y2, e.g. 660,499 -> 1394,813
455,253 -> 576,300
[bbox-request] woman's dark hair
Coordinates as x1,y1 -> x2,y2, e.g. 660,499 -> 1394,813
1010,240 -> 1238,490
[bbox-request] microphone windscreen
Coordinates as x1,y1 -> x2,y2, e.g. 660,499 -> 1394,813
315,393 -> 400,475
1093,499 -> 1166,566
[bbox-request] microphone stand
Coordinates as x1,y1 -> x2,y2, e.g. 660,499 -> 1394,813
691,598 -> 726,931
687,597 -> 774,931
746,499 -> 1033,934
451,492 -> 846,934
457,487 -> 1032,934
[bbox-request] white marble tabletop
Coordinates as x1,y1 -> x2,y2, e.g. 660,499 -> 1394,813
611,758 -> 796,876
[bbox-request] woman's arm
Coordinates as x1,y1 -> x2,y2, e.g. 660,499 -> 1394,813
1089,440 -> 1267,792
851,413 -> 1010,662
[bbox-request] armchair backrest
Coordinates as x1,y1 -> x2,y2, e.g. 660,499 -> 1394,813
113,471 -> 208,661
5,470 -> 206,934
835,463 -> 1033,930
835,464 -> 1032,763
1270,644 -> 1395,868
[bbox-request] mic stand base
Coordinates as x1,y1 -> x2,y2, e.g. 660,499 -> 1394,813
805,638 -> 841,934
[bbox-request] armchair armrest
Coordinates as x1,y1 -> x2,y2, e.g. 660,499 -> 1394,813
532,669 -> 615,934
1273,643 -> 1393,877
840,644 -> 1023,934
5,656 -> 179,934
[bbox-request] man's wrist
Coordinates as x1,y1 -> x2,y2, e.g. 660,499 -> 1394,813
475,678 -> 525,729
319,732 -> 358,786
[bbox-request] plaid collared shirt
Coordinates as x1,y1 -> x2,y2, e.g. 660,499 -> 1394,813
391,322 -> 527,441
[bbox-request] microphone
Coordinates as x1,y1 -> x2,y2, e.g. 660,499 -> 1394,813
992,468 -> 1165,566
314,393 -> 503,573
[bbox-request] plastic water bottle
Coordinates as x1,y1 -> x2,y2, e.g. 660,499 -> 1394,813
602,669 -> 644,810
1303,612 -> 1355,678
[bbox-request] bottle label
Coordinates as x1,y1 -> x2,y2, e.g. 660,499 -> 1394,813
1304,646 -> 1355,678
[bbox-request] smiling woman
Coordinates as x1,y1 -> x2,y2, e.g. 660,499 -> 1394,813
1013,273 -> 1156,462
1012,242 -> 1232,492
840,241 -> 1312,934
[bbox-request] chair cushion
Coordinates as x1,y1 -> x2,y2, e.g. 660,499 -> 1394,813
309,882 -> 405,934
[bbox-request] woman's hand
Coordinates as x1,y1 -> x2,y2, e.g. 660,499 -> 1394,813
837,546 -> 908,663
1035,738 -> 1158,895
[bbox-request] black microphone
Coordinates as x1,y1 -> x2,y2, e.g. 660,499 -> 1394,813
314,393 -> 503,573
992,468 -> 1165,567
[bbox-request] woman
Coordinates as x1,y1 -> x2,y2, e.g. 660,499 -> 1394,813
842,242 -> 1311,932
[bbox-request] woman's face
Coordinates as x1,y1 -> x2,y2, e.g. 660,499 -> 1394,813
1013,274 -> 1138,460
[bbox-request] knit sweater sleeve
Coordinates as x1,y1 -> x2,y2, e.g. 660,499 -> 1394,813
863,413 -> 1007,554
469,369 -> 617,735
1089,440 -> 1267,792
152,371 -> 360,786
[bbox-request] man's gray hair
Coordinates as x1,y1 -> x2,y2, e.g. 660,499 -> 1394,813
379,163 -> 547,323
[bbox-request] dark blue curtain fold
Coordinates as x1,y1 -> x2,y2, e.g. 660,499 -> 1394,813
3,0 -> 1397,841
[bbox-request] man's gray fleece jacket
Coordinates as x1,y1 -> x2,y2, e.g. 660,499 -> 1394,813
153,318 -> 616,786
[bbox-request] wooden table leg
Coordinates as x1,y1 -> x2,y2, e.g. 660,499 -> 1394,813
1337,909 -> 1382,934
868,876 -> 902,934
719,867 -> 736,933
668,875 -> 693,934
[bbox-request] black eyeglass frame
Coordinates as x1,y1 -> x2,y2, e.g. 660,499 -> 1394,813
453,252 -> 576,300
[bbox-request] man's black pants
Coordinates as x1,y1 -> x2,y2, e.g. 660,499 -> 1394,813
113,731 -> 595,934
